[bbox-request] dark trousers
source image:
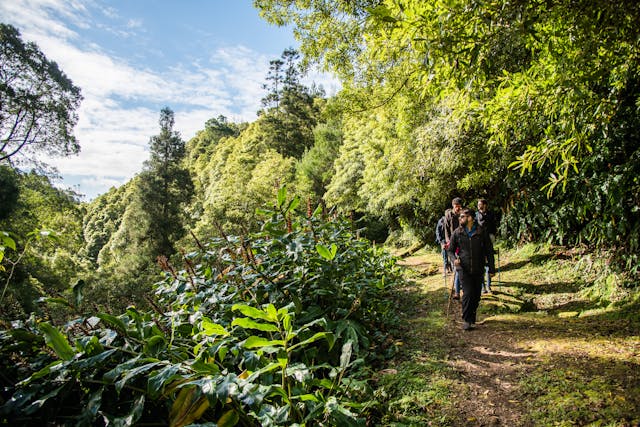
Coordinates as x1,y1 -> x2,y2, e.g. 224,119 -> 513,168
459,270 -> 483,323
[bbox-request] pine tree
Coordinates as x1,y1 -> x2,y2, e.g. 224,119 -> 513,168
138,107 -> 193,258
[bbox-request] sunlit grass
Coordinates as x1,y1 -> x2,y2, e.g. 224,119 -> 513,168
384,243 -> 640,426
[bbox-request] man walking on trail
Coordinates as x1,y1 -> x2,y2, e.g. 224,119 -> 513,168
476,198 -> 498,294
443,197 -> 463,299
449,208 -> 496,330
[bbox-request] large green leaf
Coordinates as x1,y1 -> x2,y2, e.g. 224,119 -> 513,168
148,364 -> 181,398
232,317 -> 279,332
232,303 -> 276,322
115,361 -> 162,393
0,231 -> 16,250
285,195 -> 300,214
143,335 -> 166,357
24,384 -> 66,415
38,322 -> 75,361
97,313 -> 129,335
217,409 -> 240,427
76,388 -> 103,426
169,386 -> 210,427
288,332 -> 334,352
104,394 -> 146,427
243,336 -> 285,349
200,317 -> 230,336
315,243 -> 337,260
277,186 -> 287,208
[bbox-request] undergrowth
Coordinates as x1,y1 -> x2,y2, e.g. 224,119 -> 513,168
379,243 -> 640,426
0,190 -> 405,426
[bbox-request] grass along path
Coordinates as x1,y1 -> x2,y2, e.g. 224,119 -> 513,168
378,244 -> 640,426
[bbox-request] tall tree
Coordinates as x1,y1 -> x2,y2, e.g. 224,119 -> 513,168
261,58 -> 285,110
138,107 -> 193,258
0,24 -> 82,164
259,48 -> 323,158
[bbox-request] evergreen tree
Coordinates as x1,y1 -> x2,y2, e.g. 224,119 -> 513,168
259,48 -> 323,158
138,107 -> 193,258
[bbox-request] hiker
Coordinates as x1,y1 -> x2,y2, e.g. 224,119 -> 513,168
443,197 -> 463,299
449,208 -> 495,330
476,198 -> 498,294
435,215 -> 451,276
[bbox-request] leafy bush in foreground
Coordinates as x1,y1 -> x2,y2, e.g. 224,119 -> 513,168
0,191 -> 402,426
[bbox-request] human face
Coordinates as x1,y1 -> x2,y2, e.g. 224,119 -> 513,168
477,201 -> 485,212
453,203 -> 462,214
458,213 -> 468,225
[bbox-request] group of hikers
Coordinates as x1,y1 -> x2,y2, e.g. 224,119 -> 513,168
435,197 -> 498,330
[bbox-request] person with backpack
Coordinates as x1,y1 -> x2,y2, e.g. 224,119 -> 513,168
443,197 -> 463,299
476,198 -> 498,294
449,207 -> 496,330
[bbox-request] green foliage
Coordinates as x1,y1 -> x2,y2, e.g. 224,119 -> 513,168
0,165 -> 19,220
258,48 -> 324,159
192,120 -> 298,236
80,182 -> 132,265
0,24 -> 82,163
139,107 -> 194,258
0,192 -> 402,425
255,0 -> 640,272
295,121 -> 342,203
0,172 -> 84,319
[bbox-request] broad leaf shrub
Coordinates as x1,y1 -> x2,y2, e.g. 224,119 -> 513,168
0,193 -> 402,426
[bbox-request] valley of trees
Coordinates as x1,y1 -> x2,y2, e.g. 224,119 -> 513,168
1,1 -> 639,424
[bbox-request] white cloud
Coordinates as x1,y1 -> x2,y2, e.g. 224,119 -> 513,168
1,0 -> 341,200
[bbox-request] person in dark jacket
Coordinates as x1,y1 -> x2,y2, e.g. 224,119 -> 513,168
449,208 -> 495,330
443,197 -> 463,298
476,198 -> 498,294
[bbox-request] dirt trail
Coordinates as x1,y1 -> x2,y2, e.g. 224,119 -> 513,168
396,250 -> 640,427
442,303 -> 534,426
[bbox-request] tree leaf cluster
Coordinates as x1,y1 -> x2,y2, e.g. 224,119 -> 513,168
0,194 -> 403,425
254,0 -> 640,265
0,24 -> 82,164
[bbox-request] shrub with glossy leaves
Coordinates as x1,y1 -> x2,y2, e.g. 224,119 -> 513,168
0,190 -> 402,426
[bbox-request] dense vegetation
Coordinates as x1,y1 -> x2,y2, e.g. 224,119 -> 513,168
1,193 -> 401,425
1,1 -> 640,424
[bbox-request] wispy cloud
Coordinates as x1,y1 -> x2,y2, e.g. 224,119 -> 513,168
0,0 -> 284,199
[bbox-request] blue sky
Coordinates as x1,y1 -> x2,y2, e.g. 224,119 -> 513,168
0,0 -> 338,200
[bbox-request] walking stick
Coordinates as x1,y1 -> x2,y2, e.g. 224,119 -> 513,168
444,251 -> 454,315
497,248 -> 501,285
446,256 -> 456,316
444,254 -> 450,313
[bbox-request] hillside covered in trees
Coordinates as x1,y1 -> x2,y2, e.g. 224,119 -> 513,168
1,1 -> 639,425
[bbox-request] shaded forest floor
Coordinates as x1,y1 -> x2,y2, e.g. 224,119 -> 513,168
377,245 -> 640,426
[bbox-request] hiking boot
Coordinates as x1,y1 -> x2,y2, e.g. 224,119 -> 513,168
453,292 -> 460,300
482,288 -> 488,294
462,322 -> 472,330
